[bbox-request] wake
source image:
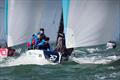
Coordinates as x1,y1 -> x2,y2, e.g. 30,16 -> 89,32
71,48 -> 120,64
70,55 -> 120,64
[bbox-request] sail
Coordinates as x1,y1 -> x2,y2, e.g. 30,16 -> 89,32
0,0 -> 5,40
7,0 -> 62,47
0,0 -> 7,47
63,0 -> 120,48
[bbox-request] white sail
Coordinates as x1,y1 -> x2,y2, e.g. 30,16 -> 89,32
0,0 -> 5,40
0,0 -> 7,47
63,0 -> 120,48
7,0 -> 62,47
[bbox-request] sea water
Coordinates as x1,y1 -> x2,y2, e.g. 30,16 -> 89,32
0,43 -> 120,80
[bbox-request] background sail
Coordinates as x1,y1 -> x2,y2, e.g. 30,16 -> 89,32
0,0 -> 5,41
7,0 -> 62,47
63,0 -> 120,48
0,0 -> 7,47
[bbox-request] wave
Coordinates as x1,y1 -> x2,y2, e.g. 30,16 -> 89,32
0,46 -> 120,67
70,55 -> 120,64
0,50 -> 56,67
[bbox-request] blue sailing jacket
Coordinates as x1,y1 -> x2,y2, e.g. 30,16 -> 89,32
37,39 -> 46,47
29,34 -> 37,44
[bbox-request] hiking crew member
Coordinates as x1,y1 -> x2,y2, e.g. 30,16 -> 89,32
37,36 -> 51,51
37,28 -> 46,40
27,34 -> 37,50
43,37 -> 51,51
27,28 -> 47,50
37,34 -> 46,49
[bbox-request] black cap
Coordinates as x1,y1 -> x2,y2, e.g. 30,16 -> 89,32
40,28 -> 44,31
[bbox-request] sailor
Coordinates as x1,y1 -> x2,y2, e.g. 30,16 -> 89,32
106,41 -> 116,49
27,42 -> 31,50
37,28 -> 46,39
34,34 -> 41,48
37,34 -> 46,50
32,28 -> 46,49
44,37 -> 51,51
27,34 -> 37,50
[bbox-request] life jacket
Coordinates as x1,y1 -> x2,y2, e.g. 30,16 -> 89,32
32,39 -> 35,45
37,39 -> 46,46
27,42 -> 31,47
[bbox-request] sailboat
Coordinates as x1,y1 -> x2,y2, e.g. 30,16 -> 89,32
63,0 -> 120,48
0,0 -> 62,63
62,0 -> 120,64
0,0 -> 120,65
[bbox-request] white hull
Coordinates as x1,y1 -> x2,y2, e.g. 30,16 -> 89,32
0,50 -> 61,67
26,50 -> 61,64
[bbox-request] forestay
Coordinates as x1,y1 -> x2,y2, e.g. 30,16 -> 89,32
7,0 -> 62,47
63,0 -> 120,48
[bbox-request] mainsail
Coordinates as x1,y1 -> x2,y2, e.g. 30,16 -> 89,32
63,0 -> 120,48
7,0 -> 62,47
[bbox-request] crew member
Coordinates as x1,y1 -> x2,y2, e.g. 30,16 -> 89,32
37,34 -> 46,50
27,34 -> 37,50
106,41 -> 116,49
37,28 -> 46,39
44,37 -> 51,51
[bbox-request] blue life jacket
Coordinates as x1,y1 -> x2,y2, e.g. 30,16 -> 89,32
37,39 -> 46,47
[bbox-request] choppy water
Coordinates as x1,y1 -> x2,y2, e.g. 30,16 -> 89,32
0,43 -> 120,80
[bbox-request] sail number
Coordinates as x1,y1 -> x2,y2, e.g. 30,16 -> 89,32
49,55 -> 57,61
